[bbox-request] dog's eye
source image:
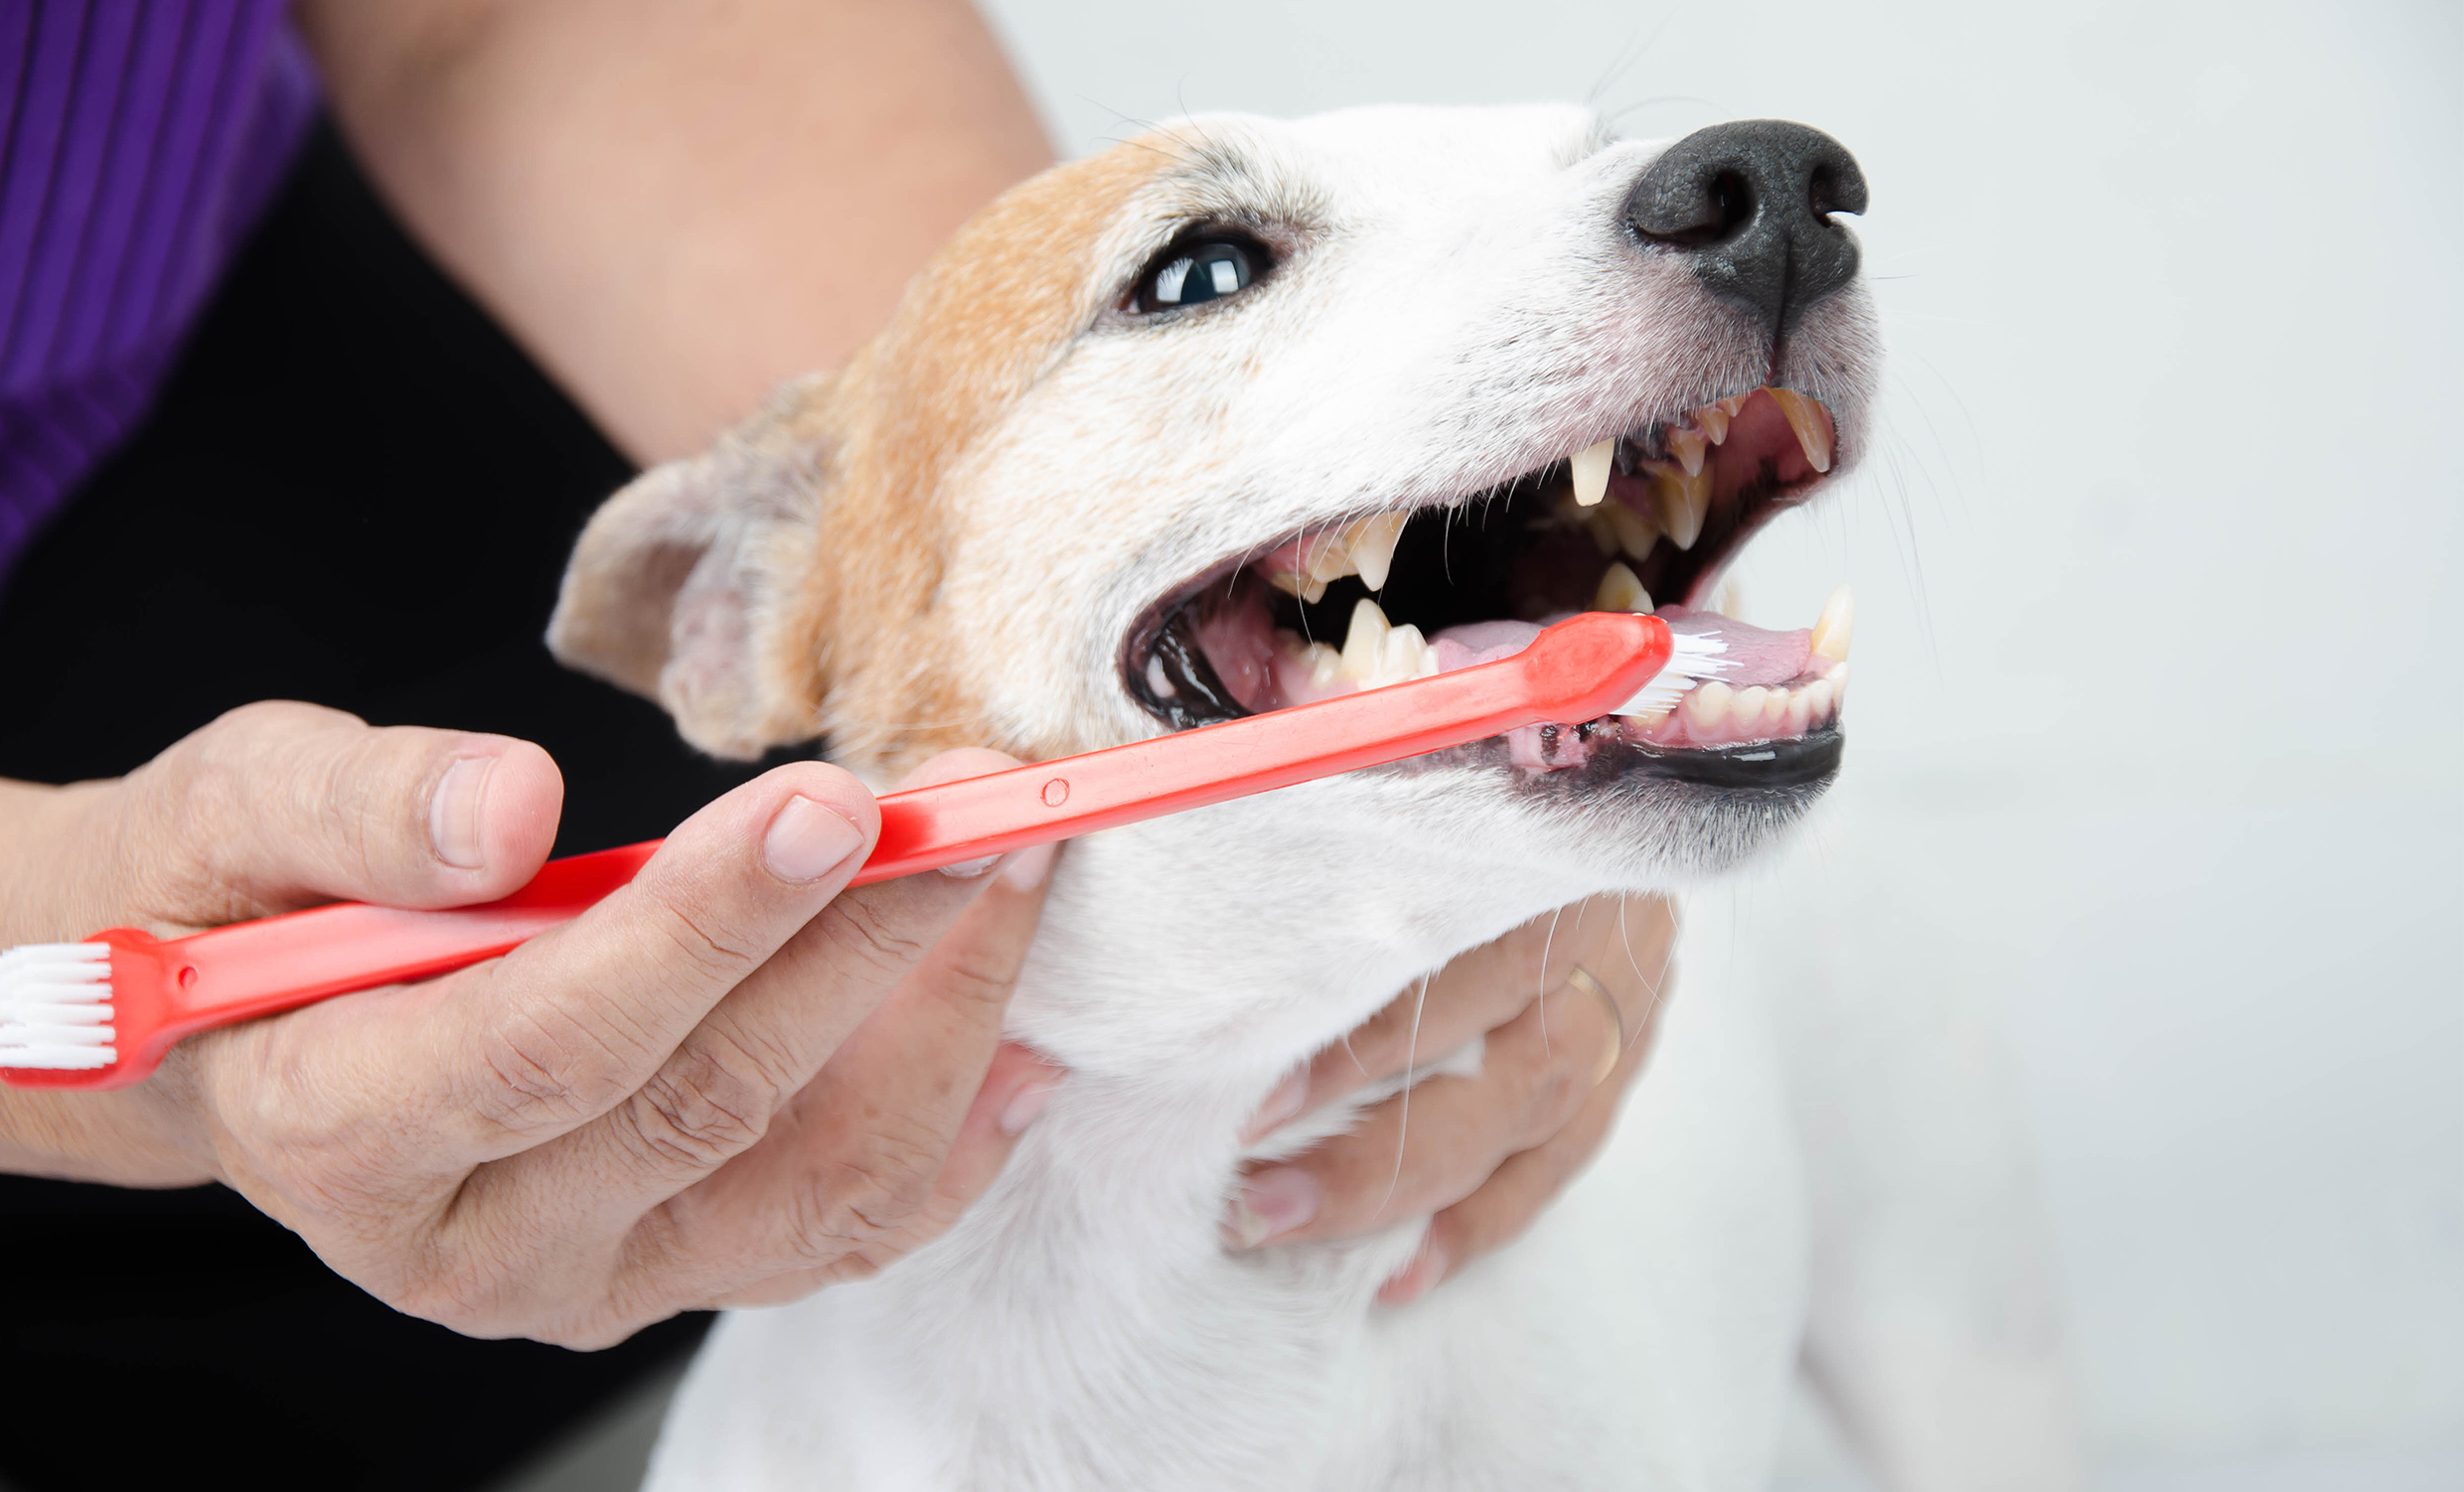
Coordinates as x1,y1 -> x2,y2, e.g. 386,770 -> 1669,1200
1135,238 -> 1262,313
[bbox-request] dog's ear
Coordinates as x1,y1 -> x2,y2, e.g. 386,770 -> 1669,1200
547,375 -> 836,760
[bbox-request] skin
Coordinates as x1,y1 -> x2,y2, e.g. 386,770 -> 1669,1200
0,0 -> 1682,1336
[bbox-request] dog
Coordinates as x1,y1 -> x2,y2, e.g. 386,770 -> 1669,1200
548,103 -> 2079,1491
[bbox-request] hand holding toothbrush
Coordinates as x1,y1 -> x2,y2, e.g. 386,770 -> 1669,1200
0,702 -> 1063,1346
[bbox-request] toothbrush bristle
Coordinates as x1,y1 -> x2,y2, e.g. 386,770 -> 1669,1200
0,943 -> 117,1070
1616,630 -> 1733,716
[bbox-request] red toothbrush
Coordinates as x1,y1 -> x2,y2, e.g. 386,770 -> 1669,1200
0,612 -> 1706,1090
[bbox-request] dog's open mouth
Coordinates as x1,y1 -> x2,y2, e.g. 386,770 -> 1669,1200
1123,386 -> 1853,787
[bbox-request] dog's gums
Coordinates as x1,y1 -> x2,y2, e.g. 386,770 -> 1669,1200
1127,385 -> 1849,785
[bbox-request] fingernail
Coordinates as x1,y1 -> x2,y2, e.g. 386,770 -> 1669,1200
1224,1167 -> 1319,1250
1378,1235 -> 1450,1305
999,1072 -> 1061,1134
427,755 -> 496,869
1000,840 -> 1057,891
763,795 -> 865,882
1240,1068 -> 1310,1143
939,854 -> 1001,880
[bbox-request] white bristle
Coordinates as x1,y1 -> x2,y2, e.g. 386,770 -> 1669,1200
1615,631 -> 1732,716
0,943 -> 116,1070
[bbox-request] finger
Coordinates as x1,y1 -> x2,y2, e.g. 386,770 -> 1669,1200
1225,972 -> 1620,1250
698,1040 -> 1063,1310
368,758 -> 884,1156
1258,894 -> 1676,1135
1380,982 -> 1665,1305
446,752 -> 1049,1290
611,799 -> 1060,1305
92,700 -> 563,928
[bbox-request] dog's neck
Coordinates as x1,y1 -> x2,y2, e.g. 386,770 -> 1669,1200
840,774 -> 1607,1478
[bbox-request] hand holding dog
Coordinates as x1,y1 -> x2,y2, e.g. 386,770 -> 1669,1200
0,702 -> 1060,1347
1229,893 -> 1677,1303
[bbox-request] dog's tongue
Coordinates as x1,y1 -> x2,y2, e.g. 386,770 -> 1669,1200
1430,607 -> 1812,688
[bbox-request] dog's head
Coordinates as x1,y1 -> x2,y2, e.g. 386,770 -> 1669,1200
551,104 -> 1878,888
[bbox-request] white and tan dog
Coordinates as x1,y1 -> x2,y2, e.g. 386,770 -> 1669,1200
550,104 -> 2076,1491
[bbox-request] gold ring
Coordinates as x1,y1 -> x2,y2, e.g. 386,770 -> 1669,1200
1563,965 -> 1623,1086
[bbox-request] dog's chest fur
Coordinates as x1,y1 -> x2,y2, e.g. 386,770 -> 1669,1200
643,787 -> 1810,1491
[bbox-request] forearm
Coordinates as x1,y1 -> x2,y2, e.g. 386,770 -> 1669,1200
297,0 -> 1053,463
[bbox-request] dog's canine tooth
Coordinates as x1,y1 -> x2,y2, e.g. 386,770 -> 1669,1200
1571,438 -> 1615,507
1338,598 -> 1391,680
1667,425 -> 1708,477
1652,466 -> 1710,550
1604,500 -> 1658,560
1267,569 -> 1329,604
1769,388 -> 1835,473
1809,583 -> 1853,662
1695,402 -> 1732,444
1347,512 -> 1408,591
1593,560 -> 1652,614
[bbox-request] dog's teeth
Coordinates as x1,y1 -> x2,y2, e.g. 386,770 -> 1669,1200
1338,598 -> 1391,680
1695,402 -> 1732,444
1571,438 -> 1615,507
1653,466 -> 1710,550
1593,560 -> 1652,614
1346,513 -> 1407,591
1684,679 -> 1733,731
1769,388 -> 1834,473
1307,641 -> 1342,687
1667,426 -> 1708,477
1302,530 -> 1358,584
1719,393 -> 1750,417
1379,622 -> 1437,684
1785,687 -> 1815,734
1809,583 -> 1854,662
1734,685 -> 1772,731
1267,569 -> 1329,604
1604,500 -> 1659,560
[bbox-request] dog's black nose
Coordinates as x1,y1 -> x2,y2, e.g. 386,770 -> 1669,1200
1625,120 -> 1868,340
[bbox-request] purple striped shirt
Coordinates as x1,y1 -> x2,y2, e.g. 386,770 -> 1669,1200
0,0 -> 316,587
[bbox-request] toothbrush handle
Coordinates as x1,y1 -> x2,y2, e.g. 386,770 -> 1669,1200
853,610 -> 1671,881
99,611 -> 1670,1069
150,841 -> 662,1034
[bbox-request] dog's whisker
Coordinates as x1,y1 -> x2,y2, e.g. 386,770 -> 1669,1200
1379,972 -> 1433,1223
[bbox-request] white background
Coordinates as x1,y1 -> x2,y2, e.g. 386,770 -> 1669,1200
978,2 -> 2462,1486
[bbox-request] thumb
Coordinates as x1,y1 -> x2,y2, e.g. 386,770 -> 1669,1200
87,701 -> 564,930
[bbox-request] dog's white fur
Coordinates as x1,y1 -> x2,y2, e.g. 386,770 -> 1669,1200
552,105 -> 2079,1490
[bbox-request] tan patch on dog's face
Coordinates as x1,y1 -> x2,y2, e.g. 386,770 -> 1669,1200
758,144 -> 1169,776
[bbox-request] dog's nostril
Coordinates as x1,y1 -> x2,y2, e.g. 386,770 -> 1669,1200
1625,119 -> 1869,341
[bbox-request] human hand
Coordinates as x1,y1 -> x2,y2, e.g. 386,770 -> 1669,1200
0,702 -> 1061,1345
1224,894 -> 1677,1303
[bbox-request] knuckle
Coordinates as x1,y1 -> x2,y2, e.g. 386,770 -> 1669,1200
923,945 -> 1023,1013
818,896 -> 932,982
471,993 -> 636,1136
649,896 -> 765,987
787,1118 -> 948,1263
617,1037 -> 784,1173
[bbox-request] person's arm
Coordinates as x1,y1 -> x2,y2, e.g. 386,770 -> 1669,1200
296,0 -> 1053,463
